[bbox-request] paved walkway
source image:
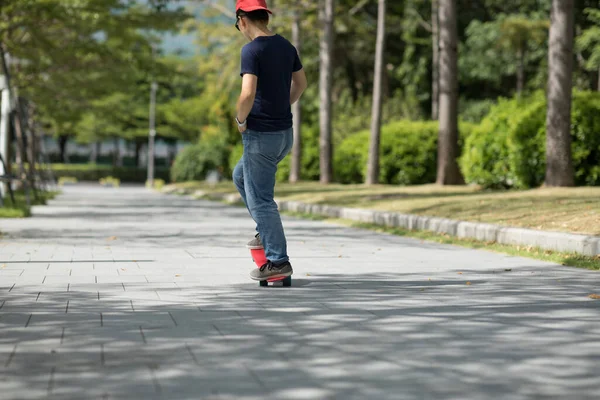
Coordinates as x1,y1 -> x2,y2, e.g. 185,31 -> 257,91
0,185 -> 598,400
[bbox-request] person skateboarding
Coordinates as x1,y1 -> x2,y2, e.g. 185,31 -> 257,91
231,0 -> 307,281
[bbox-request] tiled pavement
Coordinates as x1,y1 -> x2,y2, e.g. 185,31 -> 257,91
0,184 -> 598,399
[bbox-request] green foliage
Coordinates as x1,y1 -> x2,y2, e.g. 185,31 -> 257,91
171,136 -> 229,183
461,94 -> 546,188
58,177 -> 79,186
571,92 -> 600,186
50,164 -> 170,183
0,190 -> 58,219
228,144 -> 244,180
148,179 -> 166,191
459,99 -> 498,123
335,120 -> 475,185
99,177 -> 121,188
577,8 -> 600,72
461,91 -> 600,188
460,14 -> 549,95
2,0 -> 188,139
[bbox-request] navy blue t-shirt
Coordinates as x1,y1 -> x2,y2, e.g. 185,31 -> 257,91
240,34 -> 303,132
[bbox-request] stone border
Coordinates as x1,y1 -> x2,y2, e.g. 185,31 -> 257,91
190,190 -> 600,257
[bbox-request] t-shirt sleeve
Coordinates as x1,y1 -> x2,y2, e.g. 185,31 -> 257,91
240,45 -> 259,77
292,48 -> 303,72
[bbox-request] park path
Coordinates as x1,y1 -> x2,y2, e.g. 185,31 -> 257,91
0,184 -> 598,400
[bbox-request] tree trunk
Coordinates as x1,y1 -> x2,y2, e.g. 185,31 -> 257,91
597,66 -> 600,92
345,60 -> 359,103
89,142 -> 100,163
13,109 -> 28,190
58,135 -> 69,164
366,0 -> 386,185
319,0 -> 334,184
436,0 -> 464,185
516,47 -> 525,95
431,0 -> 440,120
23,101 -> 38,198
167,142 -> 177,167
545,0 -> 575,187
0,49 -> 28,190
0,84 -> 10,199
289,9 -> 302,184
134,140 -> 143,168
112,137 -> 122,167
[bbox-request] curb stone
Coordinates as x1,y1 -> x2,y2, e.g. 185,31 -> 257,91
188,190 -> 600,257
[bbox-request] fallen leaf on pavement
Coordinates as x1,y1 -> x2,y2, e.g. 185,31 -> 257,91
589,294 -> 600,300
175,274 -> 181,277
1,264 -> 5,269
457,272 -> 463,275
306,273 -> 311,276
504,269 -> 512,272
106,236 -> 117,241
466,282 -> 472,285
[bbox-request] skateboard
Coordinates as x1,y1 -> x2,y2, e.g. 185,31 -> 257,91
249,247 -> 292,287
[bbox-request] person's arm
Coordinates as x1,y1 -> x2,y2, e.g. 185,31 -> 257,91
290,68 -> 307,105
236,74 -> 258,132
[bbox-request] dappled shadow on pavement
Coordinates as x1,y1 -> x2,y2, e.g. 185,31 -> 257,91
1,268 -> 599,400
1,185 -> 599,399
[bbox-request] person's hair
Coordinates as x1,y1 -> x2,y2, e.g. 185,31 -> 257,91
237,9 -> 269,24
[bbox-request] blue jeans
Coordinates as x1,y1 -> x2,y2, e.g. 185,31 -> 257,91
233,128 -> 293,265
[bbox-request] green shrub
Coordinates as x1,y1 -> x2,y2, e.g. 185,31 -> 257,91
99,176 -> 120,187
460,96 -> 526,188
58,176 -> 78,186
335,120 -> 475,185
149,178 -> 166,190
459,98 -> 497,123
571,92 -> 600,186
461,90 -> 600,188
506,93 -> 547,188
50,164 -> 170,183
228,144 -> 244,179
171,139 -> 228,183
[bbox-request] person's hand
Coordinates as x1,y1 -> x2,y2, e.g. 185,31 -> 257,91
236,117 -> 247,133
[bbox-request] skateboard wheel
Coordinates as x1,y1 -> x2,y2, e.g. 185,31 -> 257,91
259,280 -> 268,287
282,277 -> 292,287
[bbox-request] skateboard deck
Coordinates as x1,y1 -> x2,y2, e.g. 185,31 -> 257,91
250,248 -> 292,287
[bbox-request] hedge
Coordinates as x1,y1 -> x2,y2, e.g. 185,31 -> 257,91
171,140 -> 228,183
334,120 -> 475,185
49,164 -> 171,183
461,90 -> 600,188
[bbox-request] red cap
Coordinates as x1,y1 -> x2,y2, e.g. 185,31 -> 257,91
236,0 -> 272,14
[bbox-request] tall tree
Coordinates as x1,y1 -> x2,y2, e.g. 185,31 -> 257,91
0,0 -> 186,161
436,0 -> 464,185
432,0 -> 440,120
366,0 -> 386,185
545,0 -> 575,187
319,0 -> 335,184
289,8 -> 302,183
